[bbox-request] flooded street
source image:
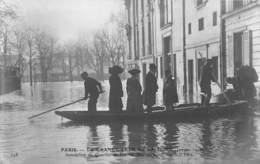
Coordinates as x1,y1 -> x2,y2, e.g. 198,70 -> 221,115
1,81 -> 260,164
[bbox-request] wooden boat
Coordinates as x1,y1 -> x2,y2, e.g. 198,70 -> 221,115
55,101 -> 251,123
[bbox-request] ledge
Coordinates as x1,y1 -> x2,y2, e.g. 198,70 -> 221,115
222,2 -> 260,19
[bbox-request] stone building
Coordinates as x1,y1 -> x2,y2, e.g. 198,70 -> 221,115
124,0 -> 260,104
223,0 -> 260,91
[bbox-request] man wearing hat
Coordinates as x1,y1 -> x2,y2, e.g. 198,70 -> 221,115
109,65 -> 124,112
163,70 -> 179,110
81,72 -> 103,112
143,63 -> 158,112
199,59 -> 216,107
126,68 -> 143,113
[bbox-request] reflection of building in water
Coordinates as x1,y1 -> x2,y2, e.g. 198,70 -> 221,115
82,117 -> 257,162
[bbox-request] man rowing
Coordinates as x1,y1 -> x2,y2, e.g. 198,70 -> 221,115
199,59 -> 216,107
81,72 -> 103,112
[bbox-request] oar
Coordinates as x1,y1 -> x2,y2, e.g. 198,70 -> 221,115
211,73 -> 232,105
28,98 -> 85,119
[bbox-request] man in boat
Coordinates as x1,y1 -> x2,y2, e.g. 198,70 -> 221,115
143,63 -> 158,112
163,70 -> 178,110
126,68 -> 143,113
237,65 -> 258,100
81,72 -> 103,112
199,59 -> 216,107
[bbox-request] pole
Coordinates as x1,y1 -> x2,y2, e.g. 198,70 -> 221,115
28,98 -> 84,119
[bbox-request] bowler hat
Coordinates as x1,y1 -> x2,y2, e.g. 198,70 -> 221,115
128,68 -> 140,75
109,65 -> 123,74
80,72 -> 88,79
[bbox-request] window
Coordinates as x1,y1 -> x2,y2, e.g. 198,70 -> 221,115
141,0 -> 144,16
160,56 -> 163,78
160,0 -> 165,27
213,12 -> 217,26
198,18 -> 204,31
188,23 -> 192,34
142,25 -> 145,56
233,0 -> 243,10
148,21 -> 152,54
160,0 -> 172,27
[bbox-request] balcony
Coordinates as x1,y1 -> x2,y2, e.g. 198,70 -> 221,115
226,0 -> 258,13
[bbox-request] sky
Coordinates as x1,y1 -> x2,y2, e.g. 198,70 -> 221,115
9,0 -> 124,42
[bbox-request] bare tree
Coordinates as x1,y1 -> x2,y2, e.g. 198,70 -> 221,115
24,28 -> 36,85
88,34 -> 107,81
34,31 -> 55,82
12,28 -> 26,78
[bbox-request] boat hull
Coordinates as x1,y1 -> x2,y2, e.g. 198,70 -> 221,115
55,101 -> 250,123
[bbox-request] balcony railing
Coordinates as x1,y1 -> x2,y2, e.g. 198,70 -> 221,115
226,0 -> 258,12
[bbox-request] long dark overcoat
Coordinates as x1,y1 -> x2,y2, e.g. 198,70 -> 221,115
143,71 -> 158,106
109,74 -> 123,112
163,76 -> 179,105
126,76 -> 143,112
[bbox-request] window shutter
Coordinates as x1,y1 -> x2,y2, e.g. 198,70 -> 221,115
227,35 -> 234,76
243,30 -> 252,66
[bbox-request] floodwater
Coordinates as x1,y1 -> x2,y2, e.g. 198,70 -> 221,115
1,81 -> 260,164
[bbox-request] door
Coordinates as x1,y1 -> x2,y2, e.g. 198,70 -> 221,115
188,60 -> 194,103
233,32 -> 243,75
142,63 -> 146,88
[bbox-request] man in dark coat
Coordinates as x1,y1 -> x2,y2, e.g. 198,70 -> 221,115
237,65 -> 258,100
199,59 -> 215,107
143,64 -> 158,112
109,65 -> 124,113
81,72 -> 103,112
126,68 -> 143,113
163,70 -> 178,110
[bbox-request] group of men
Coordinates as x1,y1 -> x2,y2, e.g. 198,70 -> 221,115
80,59 -> 258,112
199,59 -> 258,106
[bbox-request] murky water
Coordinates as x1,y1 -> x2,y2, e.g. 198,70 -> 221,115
1,81 -> 260,164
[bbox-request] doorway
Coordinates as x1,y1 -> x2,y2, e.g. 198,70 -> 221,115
188,60 -> 194,103
163,36 -> 171,76
142,63 -> 146,88
233,32 -> 243,75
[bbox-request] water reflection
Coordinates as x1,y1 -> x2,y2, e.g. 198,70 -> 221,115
61,116 -> 258,163
0,82 -> 260,164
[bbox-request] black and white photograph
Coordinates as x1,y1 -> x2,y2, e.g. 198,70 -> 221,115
1,0 -> 260,163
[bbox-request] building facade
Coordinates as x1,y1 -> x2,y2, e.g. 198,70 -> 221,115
125,0 -> 260,104
223,0 -> 260,91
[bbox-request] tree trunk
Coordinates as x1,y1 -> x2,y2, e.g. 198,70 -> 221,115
68,55 -> 73,82
29,46 -> 33,86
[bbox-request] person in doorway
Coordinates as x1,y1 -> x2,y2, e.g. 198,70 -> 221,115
109,65 -> 124,113
126,68 -> 143,113
81,72 -> 103,112
237,65 -> 258,100
199,59 -> 216,107
143,63 -> 158,112
163,70 -> 179,110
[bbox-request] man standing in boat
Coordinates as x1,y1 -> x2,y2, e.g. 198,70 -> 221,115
199,59 -> 216,107
237,65 -> 258,101
163,70 -> 179,110
126,68 -> 143,113
143,64 -> 158,112
81,72 -> 103,112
